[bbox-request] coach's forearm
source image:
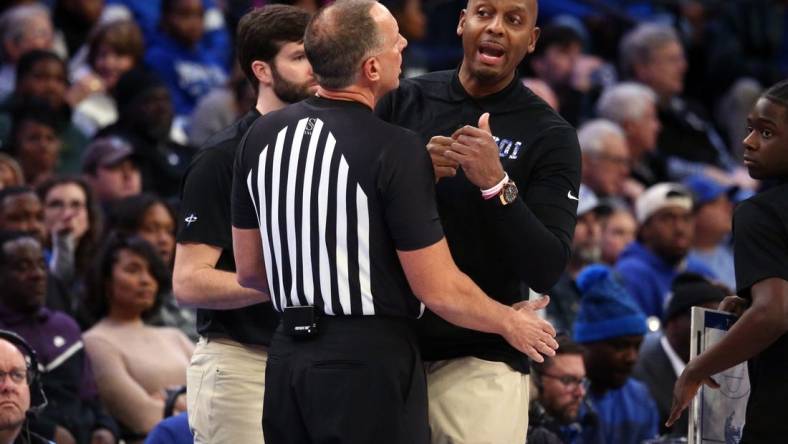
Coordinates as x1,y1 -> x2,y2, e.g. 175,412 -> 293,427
419,271 -> 517,336
173,265 -> 269,309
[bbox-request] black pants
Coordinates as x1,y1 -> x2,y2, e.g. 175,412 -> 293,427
262,316 -> 430,444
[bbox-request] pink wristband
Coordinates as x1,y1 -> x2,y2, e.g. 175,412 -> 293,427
481,173 -> 509,199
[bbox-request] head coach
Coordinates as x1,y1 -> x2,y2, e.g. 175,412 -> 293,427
375,0 -> 582,442
230,0 -> 558,443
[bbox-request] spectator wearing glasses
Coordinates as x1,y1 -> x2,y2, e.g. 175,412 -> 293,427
0,231 -> 118,444
37,177 -> 101,308
578,119 -> 637,202
528,335 -> 602,444
573,264 -> 658,444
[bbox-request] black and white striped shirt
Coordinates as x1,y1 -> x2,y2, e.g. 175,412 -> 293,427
232,97 -> 443,318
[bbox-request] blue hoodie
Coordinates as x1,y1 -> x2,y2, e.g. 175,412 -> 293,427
615,241 -> 716,319
145,33 -> 229,117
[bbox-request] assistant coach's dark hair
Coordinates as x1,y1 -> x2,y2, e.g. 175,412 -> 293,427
236,5 -> 311,93
763,78 -> 788,110
305,0 -> 382,89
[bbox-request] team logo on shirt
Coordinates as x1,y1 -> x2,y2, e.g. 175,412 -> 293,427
492,136 -> 524,160
185,213 -> 198,227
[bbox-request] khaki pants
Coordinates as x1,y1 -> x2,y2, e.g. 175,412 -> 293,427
187,337 -> 268,444
426,356 -> 530,444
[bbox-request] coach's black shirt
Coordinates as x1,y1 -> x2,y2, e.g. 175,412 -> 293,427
232,96 -> 443,318
376,70 -> 581,372
177,109 -> 280,346
733,181 -> 788,443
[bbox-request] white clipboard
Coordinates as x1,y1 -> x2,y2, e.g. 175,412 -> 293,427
688,307 -> 749,444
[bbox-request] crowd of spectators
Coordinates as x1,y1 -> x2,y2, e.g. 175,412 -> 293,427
0,0 -> 784,443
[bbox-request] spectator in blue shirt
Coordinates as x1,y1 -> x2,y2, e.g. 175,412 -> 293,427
573,264 -> 659,444
144,0 -> 229,121
615,182 -> 715,319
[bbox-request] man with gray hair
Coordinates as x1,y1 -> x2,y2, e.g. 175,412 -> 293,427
596,82 -> 662,187
619,23 -> 748,186
0,4 -> 55,100
578,119 -> 632,200
231,1 -> 557,442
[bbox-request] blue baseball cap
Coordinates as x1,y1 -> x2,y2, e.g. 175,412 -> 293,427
682,174 -> 738,207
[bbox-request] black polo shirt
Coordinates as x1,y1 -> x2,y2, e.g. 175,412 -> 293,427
376,70 -> 581,372
177,109 -> 280,346
733,181 -> 788,443
232,97 -> 443,318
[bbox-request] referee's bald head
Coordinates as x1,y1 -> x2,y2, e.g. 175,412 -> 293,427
305,0 -> 385,90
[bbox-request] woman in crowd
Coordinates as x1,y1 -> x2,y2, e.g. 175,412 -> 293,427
37,175 -> 101,312
70,19 -> 145,137
82,233 -> 193,442
108,193 -> 197,339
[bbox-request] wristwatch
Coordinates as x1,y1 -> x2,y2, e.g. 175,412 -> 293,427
498,179 -> 519,205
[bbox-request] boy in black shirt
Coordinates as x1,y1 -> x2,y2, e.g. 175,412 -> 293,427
232,1 -> 558,442
172,6 -> 315,443
375,0 -> 580,441
668,80 -> 788,443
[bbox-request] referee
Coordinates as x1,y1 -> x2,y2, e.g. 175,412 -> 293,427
231,1 -> 558,443
376,0 -> 581,441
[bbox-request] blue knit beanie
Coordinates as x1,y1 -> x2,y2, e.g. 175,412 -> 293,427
572,264 -> 647,344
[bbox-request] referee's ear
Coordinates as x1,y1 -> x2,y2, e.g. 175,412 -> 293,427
251,60 -> 274,88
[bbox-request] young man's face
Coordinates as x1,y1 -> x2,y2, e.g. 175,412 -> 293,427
270,41 -> 317,105
88,158 -> 142,203
128,87 -> 173,141
0,237 -> 47,314
163,0 -> 205,48
0,193 -> 46,244
457,0 -> 539,86
584,335 -> 643,391
539,354 -> 587,424
17,58 -> 67,109
641,205 -> 694,263
743,97 -> 788,180
15,120 -> 61,181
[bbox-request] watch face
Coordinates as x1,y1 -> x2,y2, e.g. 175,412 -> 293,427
502,181 -> 518,204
